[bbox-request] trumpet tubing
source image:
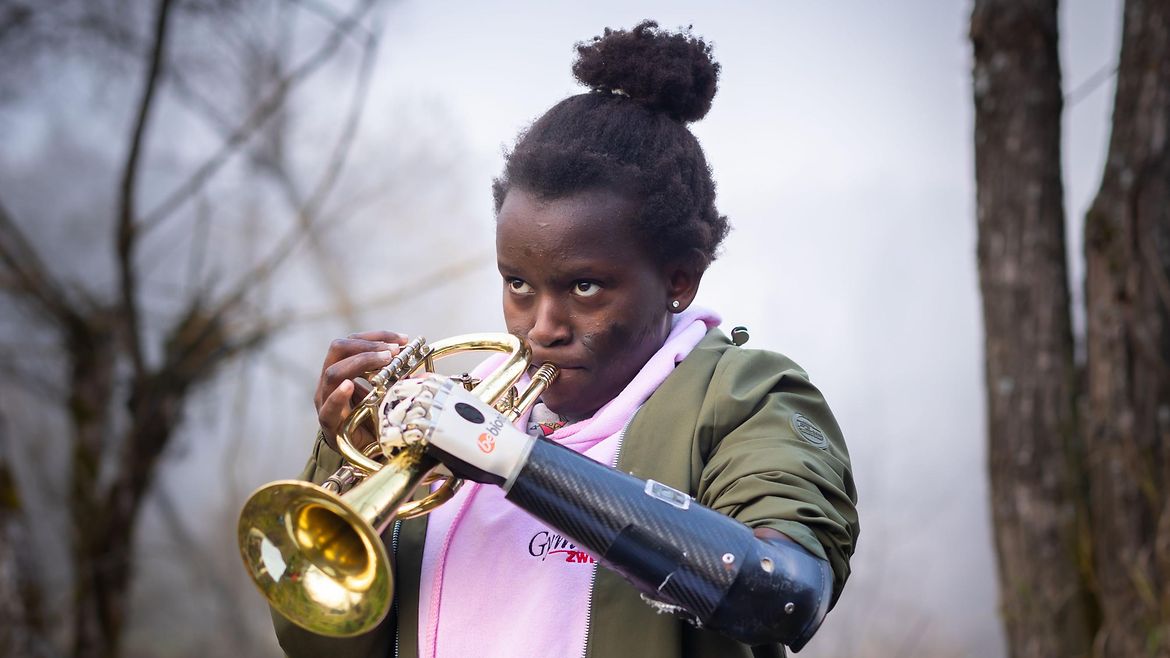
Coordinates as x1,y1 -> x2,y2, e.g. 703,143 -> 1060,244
237,333 -> 557,637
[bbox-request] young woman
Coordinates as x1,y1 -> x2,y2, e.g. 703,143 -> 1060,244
274,21 -> 858,658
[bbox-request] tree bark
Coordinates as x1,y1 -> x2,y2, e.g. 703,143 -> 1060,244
68,317 -> 121,658
71,387 -> 186,658
970,1 -> 1097,656
0,435 -> 50,658
1082,0 -> 1170,655
70,0 -> 174,654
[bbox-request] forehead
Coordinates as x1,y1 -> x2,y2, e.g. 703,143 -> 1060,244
495,188 -> 651,268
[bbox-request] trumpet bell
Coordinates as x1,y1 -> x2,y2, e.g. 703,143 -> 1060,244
238,480 -> 392,637
238,333 -> 558,637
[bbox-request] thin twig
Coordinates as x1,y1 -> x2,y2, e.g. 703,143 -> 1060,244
148,7 -> 384,373
284,23 -> 382,323
288,0 -> 373,41
138,0 -> 379,235
0,197 -> 76,324
148,481 -> 256,652
200,14 -> 382,327
256,342 -> 320,384
183,193 -> 212,299
1066,61 -> 1117,108
165,66 -> 233,133
151,56 -> 354,319
223,353 -> 259,510
0,350 -> 62,400
287,252 -> 494,325
301,29 -> 379,225
116,0 -> 175,376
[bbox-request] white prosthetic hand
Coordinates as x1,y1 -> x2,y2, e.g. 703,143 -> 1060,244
376,375 -> 535,487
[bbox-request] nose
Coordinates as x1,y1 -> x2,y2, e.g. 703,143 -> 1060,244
527,295 -> 572,348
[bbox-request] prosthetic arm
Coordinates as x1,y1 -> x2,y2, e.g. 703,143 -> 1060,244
384,376 -> 833,650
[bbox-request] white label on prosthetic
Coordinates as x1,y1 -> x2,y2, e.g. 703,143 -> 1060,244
644,479 -> 691,510
428,384 -> 533,481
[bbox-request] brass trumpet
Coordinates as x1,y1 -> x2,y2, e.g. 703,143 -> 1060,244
237,333 -> 558,637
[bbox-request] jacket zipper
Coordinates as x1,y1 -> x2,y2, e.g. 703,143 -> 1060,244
579,413 -> 636,658
392,519 -> 402,658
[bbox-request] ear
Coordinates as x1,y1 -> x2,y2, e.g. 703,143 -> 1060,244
662,249 -> 706,313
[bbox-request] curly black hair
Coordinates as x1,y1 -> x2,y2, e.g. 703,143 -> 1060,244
492,20 -> 729,268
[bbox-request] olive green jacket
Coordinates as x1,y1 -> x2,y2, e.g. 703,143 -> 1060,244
271,329 -> 859,658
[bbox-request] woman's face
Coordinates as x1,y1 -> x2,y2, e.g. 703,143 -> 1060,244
496,187 -> 685,421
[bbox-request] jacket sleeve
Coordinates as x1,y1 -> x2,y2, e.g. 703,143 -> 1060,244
694,348 -> 859,604
268,432 -> 396,658
297,430 -> 345,484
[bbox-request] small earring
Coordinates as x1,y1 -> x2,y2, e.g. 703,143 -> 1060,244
671,300 -> 681,309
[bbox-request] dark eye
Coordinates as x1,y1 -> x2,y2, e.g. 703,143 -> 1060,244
571,281 -> 601,298
507,278 -> 534,295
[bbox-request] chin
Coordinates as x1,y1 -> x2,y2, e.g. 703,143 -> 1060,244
539,388 -> 600,423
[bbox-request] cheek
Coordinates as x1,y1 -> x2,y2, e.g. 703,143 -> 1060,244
582,317 -> 658,358
630,313 -> 665,345
501,297 -> 531,335
579,325 -> 623,355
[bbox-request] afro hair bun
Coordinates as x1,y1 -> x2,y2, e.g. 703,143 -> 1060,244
572,20 -> 720,123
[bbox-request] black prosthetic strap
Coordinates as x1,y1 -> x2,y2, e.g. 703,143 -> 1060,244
505,438 -> 831,649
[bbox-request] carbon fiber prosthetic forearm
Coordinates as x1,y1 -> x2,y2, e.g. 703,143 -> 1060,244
504,438 -> 833,650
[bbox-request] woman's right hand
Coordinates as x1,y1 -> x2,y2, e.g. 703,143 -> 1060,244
314,330 -> 408,449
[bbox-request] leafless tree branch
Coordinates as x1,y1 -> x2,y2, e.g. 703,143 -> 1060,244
200,15 -> 382,330
0,197 -> 78,324
116,0 -> 175,377
148,15 -> 384,323
288,251 -> 493,325
222,353 -> 259,507
155,56 -> 353,317
183,193 -> 212,298
0,348 -> 62,399
288,0 -> 374,41
138,0 -> 379,235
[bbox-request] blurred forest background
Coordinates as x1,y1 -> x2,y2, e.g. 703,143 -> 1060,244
1,0 -> 1161,657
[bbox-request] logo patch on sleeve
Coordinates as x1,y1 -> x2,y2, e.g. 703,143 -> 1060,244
791,413 -> 829,449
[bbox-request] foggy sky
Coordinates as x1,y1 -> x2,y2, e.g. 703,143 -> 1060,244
140,1 -> 1125,655
0,1 -> 1123,656
341,2 -> 1120,655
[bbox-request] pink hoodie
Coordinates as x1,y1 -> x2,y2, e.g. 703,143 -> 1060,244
418,308 -> 720,658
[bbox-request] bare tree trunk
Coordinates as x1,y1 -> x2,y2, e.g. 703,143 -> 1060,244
70,0 -> 175,653
970,1 -> 1098,656
1083,1 -> 1170,655
0,428 -> 50,658
68,317 -> 121,658
0,1 -> 385,654
71,389 -> 185,658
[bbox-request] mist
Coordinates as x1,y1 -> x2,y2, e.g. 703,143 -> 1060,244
0,1 -> 1122,656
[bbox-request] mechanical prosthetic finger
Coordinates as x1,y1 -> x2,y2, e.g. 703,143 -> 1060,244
386,379 -> 833,650
377,378 -> 435,458
378,376 -> 536,486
